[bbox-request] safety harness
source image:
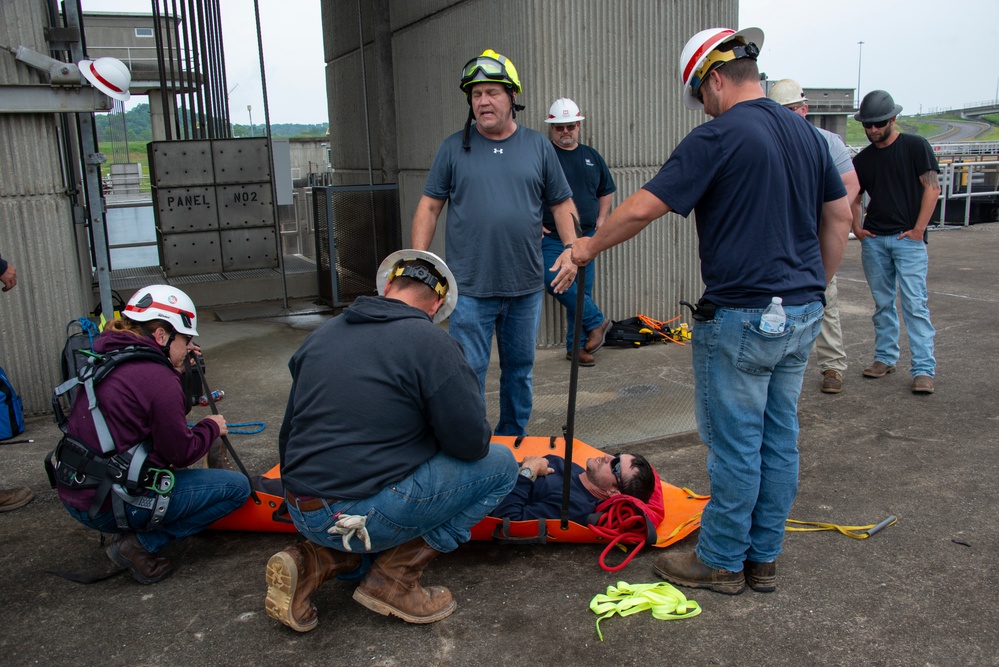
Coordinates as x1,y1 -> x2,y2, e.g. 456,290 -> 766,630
45,346 -> 177,531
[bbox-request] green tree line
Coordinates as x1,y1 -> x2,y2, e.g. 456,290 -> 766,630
95,103 -> 328,142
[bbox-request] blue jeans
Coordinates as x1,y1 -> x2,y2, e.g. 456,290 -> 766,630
449,291 -> 544,436
691,301 -> 823,572
542,234 -> 605,351
860,235 -> 936,377
287,445 -> 517,554
65,469 -> 250,553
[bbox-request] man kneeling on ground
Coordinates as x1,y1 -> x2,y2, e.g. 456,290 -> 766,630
265,250 -> 518,631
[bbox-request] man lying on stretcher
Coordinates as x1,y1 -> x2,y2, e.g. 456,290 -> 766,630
491,452 -> 656,524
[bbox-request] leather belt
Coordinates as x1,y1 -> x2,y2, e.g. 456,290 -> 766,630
285,489 -> 335,512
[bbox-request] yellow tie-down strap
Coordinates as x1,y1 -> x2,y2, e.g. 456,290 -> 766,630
590,580 -> 701,641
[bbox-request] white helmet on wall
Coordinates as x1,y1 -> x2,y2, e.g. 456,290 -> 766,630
545,98 -> 585,124
376,249 -> 458,324
768,78 -> 808,107
679,27 -> 764,111
124,284 -> 199,336
79,57 -> 132,102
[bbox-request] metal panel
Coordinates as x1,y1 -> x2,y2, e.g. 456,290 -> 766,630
154,186 -> 218,232
147,140 -> 213,187
159,230 -> 223,276
220,228 -> 278,271
217,183 -> 274,228
212,138 -> 271,184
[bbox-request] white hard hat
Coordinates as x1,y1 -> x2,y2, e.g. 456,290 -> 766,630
79,57 -> 131,102
545,98 -> 585,124
679,27 -> 764,111
124,284 -> 199,336
376,249 -> 458,324
768,79 -> 808,107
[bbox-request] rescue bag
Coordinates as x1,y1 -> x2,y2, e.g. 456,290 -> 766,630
46,346 -> 177,530
603,317 -> 658,347
0,365 -> 25,439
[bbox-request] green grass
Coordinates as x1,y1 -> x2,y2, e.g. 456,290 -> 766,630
846,113 -> 999,146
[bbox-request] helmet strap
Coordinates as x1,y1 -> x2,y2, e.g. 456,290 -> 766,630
462,104 -> 474,151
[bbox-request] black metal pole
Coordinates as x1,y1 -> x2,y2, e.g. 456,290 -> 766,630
560,262 -> 586,530
188,352 -> 260,505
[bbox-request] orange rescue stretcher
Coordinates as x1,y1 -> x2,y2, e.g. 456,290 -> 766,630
209,435 -> 709,550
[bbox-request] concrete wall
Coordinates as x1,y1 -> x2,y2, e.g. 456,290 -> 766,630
322,0 -> 736,346
0,0 -> 92,415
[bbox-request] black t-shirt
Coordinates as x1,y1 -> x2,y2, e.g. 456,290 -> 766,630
854,132 -> 939,236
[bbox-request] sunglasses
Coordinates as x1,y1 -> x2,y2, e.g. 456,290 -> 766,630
862,119 -> 891,129
553,123 -> 577,132
610,453 -> 624,489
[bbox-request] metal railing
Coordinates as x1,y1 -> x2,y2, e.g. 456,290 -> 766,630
939,160 -> 999,226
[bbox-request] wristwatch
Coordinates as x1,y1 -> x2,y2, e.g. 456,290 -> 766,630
519,467 -> 537,482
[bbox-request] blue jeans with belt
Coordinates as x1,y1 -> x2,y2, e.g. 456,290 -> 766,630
287,444 -> 518,554
65,468 -> 250,553
860,235 -> 936,377
691,301 -> 823,572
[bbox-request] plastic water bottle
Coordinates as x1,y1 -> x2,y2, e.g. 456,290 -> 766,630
760,297 -> 786,334
198,389 -> 225,406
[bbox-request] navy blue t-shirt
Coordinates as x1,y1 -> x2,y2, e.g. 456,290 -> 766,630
643,98 -> 846,308
542,143 -> 616,241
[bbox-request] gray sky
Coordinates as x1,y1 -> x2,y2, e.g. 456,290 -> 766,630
84,0 -> 998,124
740,0 -> 999,115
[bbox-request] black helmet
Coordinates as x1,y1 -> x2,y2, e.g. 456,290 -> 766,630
855,90 -> 903,123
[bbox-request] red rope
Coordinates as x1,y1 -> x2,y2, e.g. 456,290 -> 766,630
589,496 -> 653,572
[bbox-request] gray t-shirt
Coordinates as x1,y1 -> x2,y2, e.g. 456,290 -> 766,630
424,125 -> 572,297
816,126 -> 853,175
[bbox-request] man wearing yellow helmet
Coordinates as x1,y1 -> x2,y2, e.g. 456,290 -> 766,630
412,50 -> 581,436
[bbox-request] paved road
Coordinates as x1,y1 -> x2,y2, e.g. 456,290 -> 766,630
924,117 -> 992,141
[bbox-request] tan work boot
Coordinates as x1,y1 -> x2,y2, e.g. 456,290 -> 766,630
265,541 -> 361,632
0,486 -> 34,512
352,537 -> 456,623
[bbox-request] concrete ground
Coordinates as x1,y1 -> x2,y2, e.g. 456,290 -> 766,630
2,223 -> 997,667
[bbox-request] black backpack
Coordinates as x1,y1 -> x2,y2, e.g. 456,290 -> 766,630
603,317 -> 659,347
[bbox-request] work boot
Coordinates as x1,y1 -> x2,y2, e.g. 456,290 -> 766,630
863,361 -> 895,378
0,486 -> 34,512
652,550 -> 745,595
744,560 -> 777,593
820,369 -> 843,394
106,532 -> 174,584
584,319 -> 613,353
912,375 -> 935,394
352,537 -> 456,623
566,349 -> 596,367
206,440 -> 235,471
265,541 -> 361,632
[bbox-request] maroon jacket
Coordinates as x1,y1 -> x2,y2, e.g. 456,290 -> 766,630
58,330 -> 220,512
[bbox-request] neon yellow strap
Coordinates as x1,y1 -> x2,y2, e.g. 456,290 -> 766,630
589,581 -> 701,641
785,516 -> 898,540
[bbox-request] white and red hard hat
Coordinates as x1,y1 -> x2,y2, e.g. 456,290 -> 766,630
79,57 -> 131,102
679,27 -> 764,111
545,98 -> 585,124
124,285 -> 199,336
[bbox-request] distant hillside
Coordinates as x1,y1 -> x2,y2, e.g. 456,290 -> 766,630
95,103 -> 328,142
